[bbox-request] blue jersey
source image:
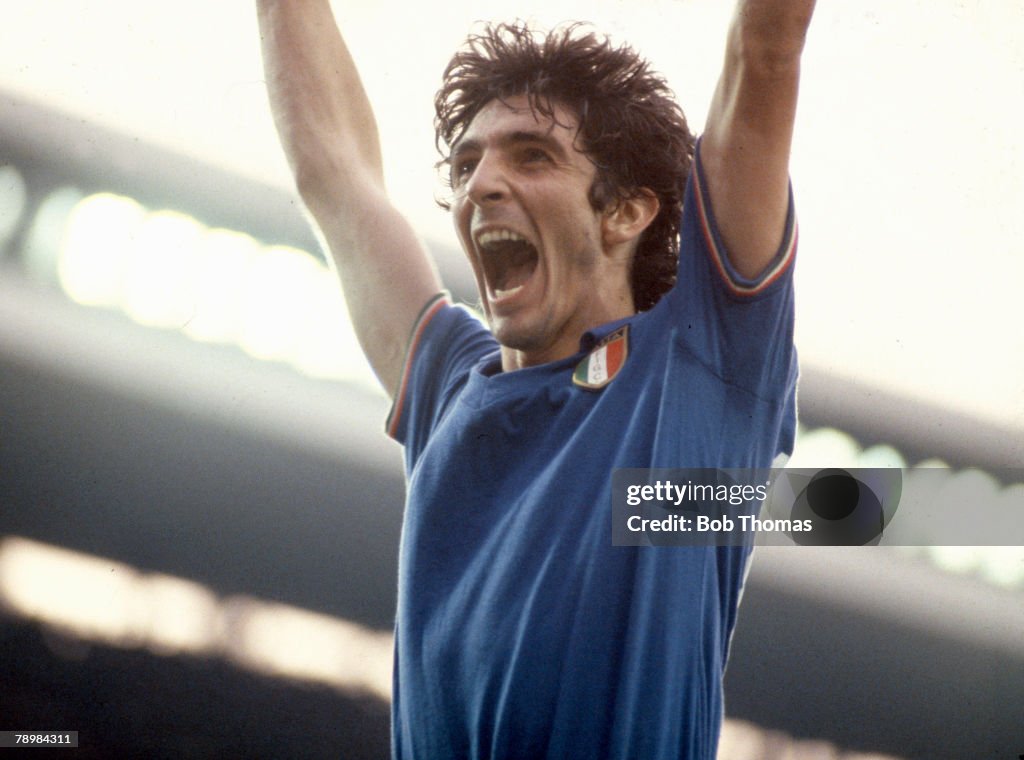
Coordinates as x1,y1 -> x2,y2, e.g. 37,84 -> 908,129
386,143 -> 798,759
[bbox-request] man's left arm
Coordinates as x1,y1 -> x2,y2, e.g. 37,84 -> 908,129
701,0 -> 817,280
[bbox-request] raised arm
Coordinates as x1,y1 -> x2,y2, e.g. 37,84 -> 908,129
700,0 -> 816,279
257,0 -> 441,397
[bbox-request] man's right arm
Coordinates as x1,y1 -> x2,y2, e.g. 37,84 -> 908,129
257,0 -> 442,399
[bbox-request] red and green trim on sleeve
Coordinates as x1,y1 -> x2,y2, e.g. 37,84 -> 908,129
386,293 -> 450,440
691,147 -> 798,298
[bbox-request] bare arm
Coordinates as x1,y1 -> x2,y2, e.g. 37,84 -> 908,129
701,0 -> 817,279
257,0 -> 442,398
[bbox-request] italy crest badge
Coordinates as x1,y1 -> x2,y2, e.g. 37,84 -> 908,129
572,326 -> 629,390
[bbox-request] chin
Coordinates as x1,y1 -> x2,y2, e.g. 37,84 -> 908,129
490,317 -> 545,353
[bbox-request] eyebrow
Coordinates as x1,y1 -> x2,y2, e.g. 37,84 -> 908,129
451,129 -> 568,160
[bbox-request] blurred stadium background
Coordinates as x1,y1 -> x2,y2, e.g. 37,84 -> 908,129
1,1 -> 1022,757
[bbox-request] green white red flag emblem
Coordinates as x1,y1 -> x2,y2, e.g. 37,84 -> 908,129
573,326 -> 629,390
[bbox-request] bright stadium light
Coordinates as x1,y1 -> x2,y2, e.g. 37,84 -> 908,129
134,572 -> 221,657
290,266 -> 365,381
0,535 -> 393,699
37,189 -> 379,391
183,227 -> 261,345
120,208 -> 204,328
238,244 -> 322,362
58,192 -> 146,307
224,595 -> 393,700
0,536 -> 142,647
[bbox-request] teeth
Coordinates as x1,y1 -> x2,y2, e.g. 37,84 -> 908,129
493,285 -> 524,300
476,229 -> 527,248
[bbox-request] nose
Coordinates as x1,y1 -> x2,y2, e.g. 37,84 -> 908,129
464,153 -> 507,207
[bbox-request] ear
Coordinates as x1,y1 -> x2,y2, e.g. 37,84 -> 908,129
601,190 -> 660,249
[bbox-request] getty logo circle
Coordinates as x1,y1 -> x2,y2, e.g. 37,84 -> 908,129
779,468 -> 903,545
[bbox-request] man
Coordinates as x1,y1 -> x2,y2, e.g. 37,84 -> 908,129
258,2 -> 815,757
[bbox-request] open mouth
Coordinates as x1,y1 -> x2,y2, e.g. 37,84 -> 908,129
476,229 -> 539,301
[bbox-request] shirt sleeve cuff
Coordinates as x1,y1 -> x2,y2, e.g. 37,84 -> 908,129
691,138 -> 798,298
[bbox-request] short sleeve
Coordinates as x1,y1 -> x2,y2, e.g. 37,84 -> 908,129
665,138 -> 798,402
386,295 -> 498,467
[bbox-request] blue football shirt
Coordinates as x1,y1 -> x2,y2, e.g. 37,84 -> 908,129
386,142 -> 798,759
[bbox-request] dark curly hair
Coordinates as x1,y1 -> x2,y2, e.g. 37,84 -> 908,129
434,21 -> 695,312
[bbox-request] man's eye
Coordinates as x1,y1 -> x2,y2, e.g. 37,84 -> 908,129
452,159 -> 477,183
522,148 -> 550,163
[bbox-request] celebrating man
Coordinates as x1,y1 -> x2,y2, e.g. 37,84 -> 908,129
258,2 -> 815,757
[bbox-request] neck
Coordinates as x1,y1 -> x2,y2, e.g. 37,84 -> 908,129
498,289 -> 635,372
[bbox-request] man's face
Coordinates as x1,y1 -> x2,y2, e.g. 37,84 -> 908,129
450,95 -> 632,368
